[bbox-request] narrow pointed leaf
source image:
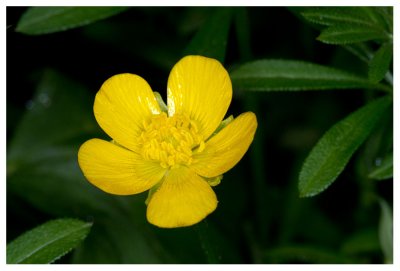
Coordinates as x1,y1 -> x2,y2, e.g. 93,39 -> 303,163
16,7 -> 129,35
301,7 -> 381,27
368,42 -> 393,83
368,152 -> 393,180
230,59 -> 389,92
7,218 -> 92,264
378,199 -> 393,263
375,7 -> 393,33
183,7 -> 232,63
317,25 -> 389,45
299,96 -> 391,197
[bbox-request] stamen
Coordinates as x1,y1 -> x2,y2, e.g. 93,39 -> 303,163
138,112 -> 205,168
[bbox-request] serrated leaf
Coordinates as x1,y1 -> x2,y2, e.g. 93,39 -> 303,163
16,7 -> 129,35
368,42 -> 393,83
317,24 -> 390,45
230,59 -> 389,92
368,152 -> 393,180
301,7 -> 381,27
7,218 -> 92,264
183,7 -> 232,63
375,7 -> 393,33
378,199 -> 393,263
299,96 -> 391,197
360,7 -> 391,31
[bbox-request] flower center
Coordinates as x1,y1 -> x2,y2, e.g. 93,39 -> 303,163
139,112 -> 205,168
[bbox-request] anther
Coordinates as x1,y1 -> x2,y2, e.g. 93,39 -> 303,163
138,113 -> 204,168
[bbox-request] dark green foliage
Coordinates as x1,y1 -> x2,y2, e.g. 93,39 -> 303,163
368,152 -> 393,180
301,7 -> 392,45
230,59 -> 389,91
300,7 -> 387,28
183,7 -> 232,62
263,245 -> 356,264
7,6 -> 392,264
7,219 -> 92,264
317,25 -> 389,44
368,42 -> 393,83
16,7 -> 129,35
299,97 -> 391,197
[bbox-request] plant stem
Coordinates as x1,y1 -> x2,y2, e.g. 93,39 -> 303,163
195,219 -> 220,264
242,92 -> 270,245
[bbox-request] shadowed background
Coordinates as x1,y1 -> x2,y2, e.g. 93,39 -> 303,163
6,7 -> 392,263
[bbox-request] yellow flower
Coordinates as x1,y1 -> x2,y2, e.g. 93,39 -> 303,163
78,55 -> 257,228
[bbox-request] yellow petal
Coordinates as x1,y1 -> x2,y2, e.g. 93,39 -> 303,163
167,55 -> 232,140
94,74 -> 161,152
191,112 -> 257,177
78,139 -> 166,195
146,166 -> 217,228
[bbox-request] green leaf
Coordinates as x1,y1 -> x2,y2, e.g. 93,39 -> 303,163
8,70 -> 99,164
375,7 -> 393,33
299,96 -> 391,197
301,7 -> 383,27
317,24 -> 390,45
6,70 -> 113,217
342,43 -> 373,63
6,70 -> 112,217
183,7 -> 232,63
368,42 -> 393,83
16,7 -> 129,35
230,59 -> 389,92
368,152 -> 393,180
7,218 -> 92,264
378,199 -> 393,263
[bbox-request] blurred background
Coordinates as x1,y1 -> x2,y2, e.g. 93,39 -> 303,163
6,7 -> 392,263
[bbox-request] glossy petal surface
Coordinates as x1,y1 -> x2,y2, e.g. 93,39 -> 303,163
147,166 -> 217,228
78,139 -> 166,195
94,73 -> 161,152
167,55 -> 232,140
191,112 -> 257,177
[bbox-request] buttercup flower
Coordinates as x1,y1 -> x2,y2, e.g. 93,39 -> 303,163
78,55 -> 257,228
